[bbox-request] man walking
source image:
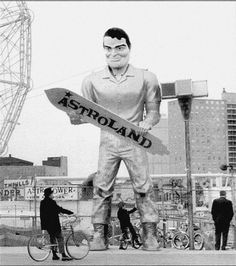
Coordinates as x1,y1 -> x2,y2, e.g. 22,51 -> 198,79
68,27 -> 161,251
211,190 -> 234,250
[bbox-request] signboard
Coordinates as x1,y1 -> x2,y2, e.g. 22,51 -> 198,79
1,178 -> 34,199
4,178 -> 33,188
24,186 -> 78,200
45,88 -> 169,155
0,188 -> 21,199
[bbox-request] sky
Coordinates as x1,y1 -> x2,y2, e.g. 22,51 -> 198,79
6,1 -> 236,178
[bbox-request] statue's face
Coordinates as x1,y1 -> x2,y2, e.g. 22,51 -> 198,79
103,36 -> 130,69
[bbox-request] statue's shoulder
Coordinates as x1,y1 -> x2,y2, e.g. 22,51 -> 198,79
84,67 -> 107,82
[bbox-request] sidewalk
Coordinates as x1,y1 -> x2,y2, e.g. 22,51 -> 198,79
1,246 -> 236,254
1,246 -> 236,265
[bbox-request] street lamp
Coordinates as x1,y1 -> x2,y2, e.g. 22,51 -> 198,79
161,79 -> 208,250
178,95 -> 195,250
220,164 -> 233,171
220,164 -> 236,249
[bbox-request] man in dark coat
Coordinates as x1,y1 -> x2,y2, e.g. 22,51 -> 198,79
211,190 -> 234,250
40,187 -> 73,261
117,201 -> 141,249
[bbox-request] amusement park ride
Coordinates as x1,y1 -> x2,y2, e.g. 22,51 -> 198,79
0,1 -> 32,156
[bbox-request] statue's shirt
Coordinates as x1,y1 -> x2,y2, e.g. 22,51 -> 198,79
81,64 -> 161,126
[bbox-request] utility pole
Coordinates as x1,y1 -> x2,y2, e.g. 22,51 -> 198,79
161,79 -> 208,250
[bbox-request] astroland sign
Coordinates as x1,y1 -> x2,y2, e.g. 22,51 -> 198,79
45,88 -> 169,155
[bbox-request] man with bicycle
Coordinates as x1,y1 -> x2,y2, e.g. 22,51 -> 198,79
117,201 -> 141,249
40,187 -> 73,261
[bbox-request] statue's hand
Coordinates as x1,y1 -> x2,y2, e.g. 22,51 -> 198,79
67,111 -> 83,125
138,121 -> 152,136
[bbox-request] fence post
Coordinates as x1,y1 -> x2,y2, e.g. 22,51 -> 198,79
33,176 -> 37,230
163,218 -> 166,248
112,220 -> 115,246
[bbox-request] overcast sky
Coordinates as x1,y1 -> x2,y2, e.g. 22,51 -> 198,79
7,1 -> 236,178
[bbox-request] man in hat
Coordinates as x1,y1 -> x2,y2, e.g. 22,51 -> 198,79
40,187 -> 74,261
117,201 -> 141,249
68,27 -> 161,251
211,190 -> 234,250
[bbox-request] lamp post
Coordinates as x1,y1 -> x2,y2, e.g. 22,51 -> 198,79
220,164 -> 236,249
178,95 -> 194,250
161,79 -> 208,250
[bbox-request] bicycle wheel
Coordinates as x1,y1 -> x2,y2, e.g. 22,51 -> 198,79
194,232 -> 204,250
165,230 -> 175,246
132,233 -> 142,249
27,234 -> 51,262
66,230 -> 90,260
120,239 -> 128,250
109,234 -> 122,246
172,232 -> 189,250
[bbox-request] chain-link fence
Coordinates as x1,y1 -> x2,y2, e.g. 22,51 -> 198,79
0,183 -> 235,248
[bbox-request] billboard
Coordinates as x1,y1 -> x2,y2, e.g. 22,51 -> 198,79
0,178 -> 34,199
24,185 -> 78,200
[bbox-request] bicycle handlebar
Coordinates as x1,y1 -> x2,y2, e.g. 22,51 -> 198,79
60,214 -> 80,226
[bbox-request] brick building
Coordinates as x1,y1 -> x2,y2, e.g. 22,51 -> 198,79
168,98 -> 228,174
0,155 -> 68,200
222,89 -> 236,169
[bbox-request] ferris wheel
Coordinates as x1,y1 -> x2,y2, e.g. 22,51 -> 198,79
0,1 -> 32,156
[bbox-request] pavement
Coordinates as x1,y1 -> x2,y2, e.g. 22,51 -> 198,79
1,246 -> 236,265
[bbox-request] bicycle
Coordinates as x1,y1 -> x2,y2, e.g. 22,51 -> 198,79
171,222 -> 204,250
134,219 -> 176,248
157,227 -> 178,248
119,227 -> 142,250
107,219 -> 141,247
27,214 -> 90,262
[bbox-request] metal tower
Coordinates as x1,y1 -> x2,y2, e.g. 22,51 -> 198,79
0,1 -> 32,155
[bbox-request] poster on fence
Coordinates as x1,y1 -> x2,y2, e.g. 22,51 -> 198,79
24,185 -> 78,200
0,178 -> 34,199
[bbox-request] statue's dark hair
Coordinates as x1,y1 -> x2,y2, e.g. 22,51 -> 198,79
103,27 -> 131,49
